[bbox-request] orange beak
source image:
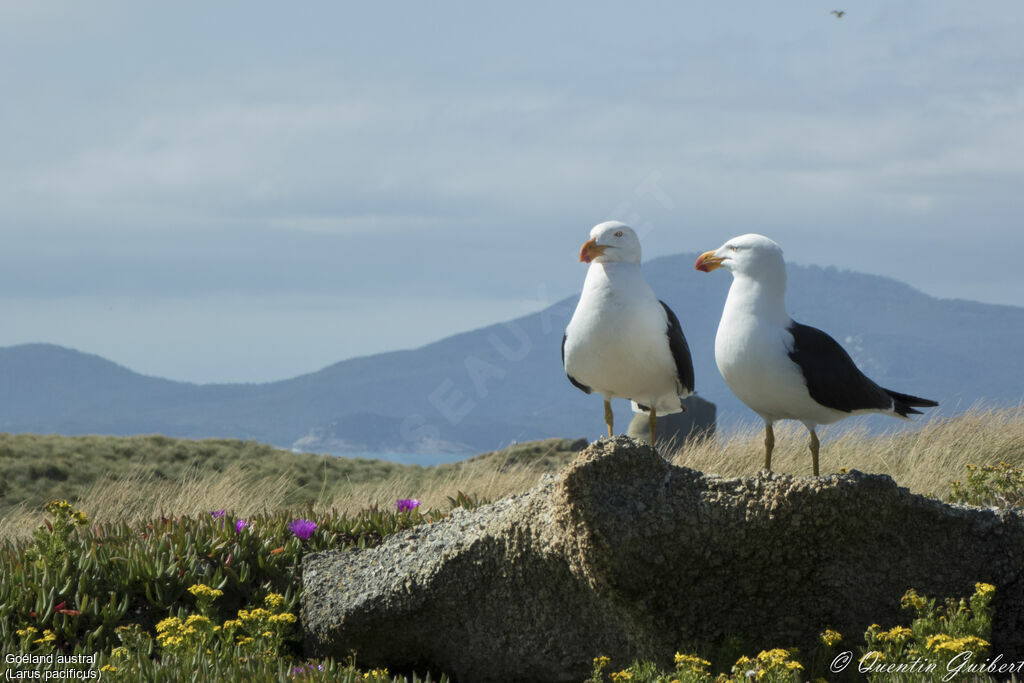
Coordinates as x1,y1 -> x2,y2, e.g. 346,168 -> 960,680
579,238 -> 608,263
695,250 -> 725,272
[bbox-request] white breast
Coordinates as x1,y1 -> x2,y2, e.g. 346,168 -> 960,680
564,262 -> 684,414
714,280 -> 844,426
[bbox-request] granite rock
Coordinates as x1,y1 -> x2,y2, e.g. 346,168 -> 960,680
302,436 -> 1024,682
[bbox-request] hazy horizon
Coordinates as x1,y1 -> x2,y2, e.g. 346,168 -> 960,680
3,2 -> 1022,383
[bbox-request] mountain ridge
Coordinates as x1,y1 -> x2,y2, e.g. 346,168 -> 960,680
2,252 -> 1022,457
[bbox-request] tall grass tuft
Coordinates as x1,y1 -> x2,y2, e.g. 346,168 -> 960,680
666,405 -> 1024,499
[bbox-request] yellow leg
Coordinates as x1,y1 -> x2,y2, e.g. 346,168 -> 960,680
604,399 -> 613,438
649,407 -> 657,447
809,429 -> 820,476
764,422 -> 775,472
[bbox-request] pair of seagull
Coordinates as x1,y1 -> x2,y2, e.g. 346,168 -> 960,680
561,221 -> 937,476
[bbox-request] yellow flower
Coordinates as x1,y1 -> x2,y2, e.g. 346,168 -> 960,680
975,582 -> 996,598
156,617 -> 182,633
188,584 -> 224,600
610,672 -> 634,682
820,629 -> 842,648
594,656 -> 611,670
957,636 -> 991,652
901,589 -> 927,612
237,636 -> 255,646
926,634 -> 955,653
46,500 -> 73,513
269,613 -> 297,625
928,635 -> 990,654
99,665 -> 117,673
33,630 -> 57,644
264,593 -> 286,608
240,607 -> 272,622
757,648 -> 793,663
674,652 -> 711,671
879,626 -> 913,643
157,634 -> 184,648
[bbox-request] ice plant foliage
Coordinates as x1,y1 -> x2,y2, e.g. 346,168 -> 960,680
289,518 -> 318,540
394,498 -> 421,512
1,500 -> 447,680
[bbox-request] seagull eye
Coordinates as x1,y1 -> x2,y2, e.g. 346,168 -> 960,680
729,245 -> 739,251
614,230 -> 623,237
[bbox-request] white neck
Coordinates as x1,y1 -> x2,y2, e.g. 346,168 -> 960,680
584,260 -> 641,286
722,270 -> 790,326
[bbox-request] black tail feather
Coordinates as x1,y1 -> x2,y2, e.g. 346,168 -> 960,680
885,389 -> 939,417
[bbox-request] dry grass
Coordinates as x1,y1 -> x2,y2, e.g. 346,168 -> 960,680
667,404 -> 1024,498
1,406 -> 1021,541
0,450 -> 552,542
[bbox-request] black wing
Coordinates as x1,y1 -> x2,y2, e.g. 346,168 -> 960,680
659,301 -> 695,394
884,389 -> 939,417
561,333 -> 592,394
787,321 -> 936,415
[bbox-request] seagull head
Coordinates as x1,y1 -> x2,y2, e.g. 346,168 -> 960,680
579,221 -> 642,264
695,233 -> 786,280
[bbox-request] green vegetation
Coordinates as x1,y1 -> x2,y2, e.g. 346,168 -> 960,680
0,497 -> 1002,681
2,498 -> 459,681
0,408 -> 1021,681
584,583 -> 996,682
949,461 -> 1024,508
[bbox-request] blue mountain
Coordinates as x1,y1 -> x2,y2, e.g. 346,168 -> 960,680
2,253 -> 1021,457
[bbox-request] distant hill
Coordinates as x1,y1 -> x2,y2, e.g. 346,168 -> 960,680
2,252 -> 1022,457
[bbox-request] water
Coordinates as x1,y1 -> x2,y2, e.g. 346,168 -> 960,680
293,449 -> 471,467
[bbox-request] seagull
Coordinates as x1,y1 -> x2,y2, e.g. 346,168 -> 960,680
563,221 -> 695,446
831,10 -> 845,18
695,234 -> 937,475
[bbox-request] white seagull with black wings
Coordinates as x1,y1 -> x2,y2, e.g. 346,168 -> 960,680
696,233 -> 937,475
563,221 -> 695,446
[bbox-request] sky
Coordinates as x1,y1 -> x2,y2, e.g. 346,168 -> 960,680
2,2 -> 1022,384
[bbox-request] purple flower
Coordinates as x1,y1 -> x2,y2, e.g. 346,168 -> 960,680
235,519 -> 248,533
288,519 -> 317,540
394,498 -> 421,512
291,663 -> 324,676
210,509 -> 226,519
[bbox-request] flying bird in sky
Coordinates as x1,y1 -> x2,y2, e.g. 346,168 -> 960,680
563,221 -> 694,446
696,234 -> 937,476
831,10 -> 845,18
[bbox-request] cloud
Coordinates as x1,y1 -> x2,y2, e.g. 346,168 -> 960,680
2,1 -> 1024,383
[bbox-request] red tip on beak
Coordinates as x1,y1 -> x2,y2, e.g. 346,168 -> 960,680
695,250 -> 724,272
579,238 -> 607,263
